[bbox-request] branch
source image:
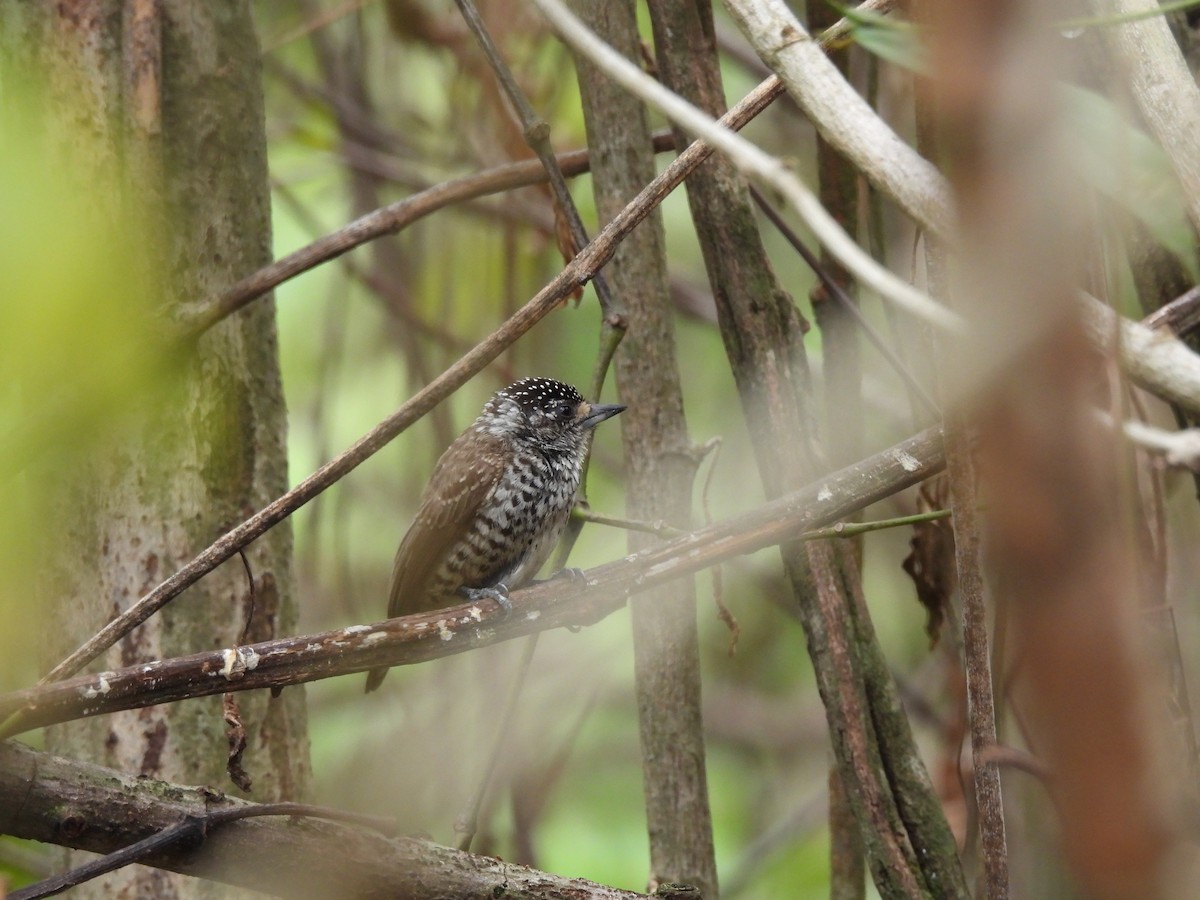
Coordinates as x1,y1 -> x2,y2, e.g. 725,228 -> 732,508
1097,411 -> 1200,471
180,135 -> 671,337
944,409 -> 1010,893
722,0 -> 1200,420
1080,291 -> 1200,416
454,0 -> 620,317
0,427 -> 945,736
573,508 -> 685,539
1140,285 -> 1200,338
0,741 -> 649,900
19,74 -> 785,703
748,184 -> 940,417
722,0 -> 952,238
530,0 -> 966,334
12,802 -> 393,900
575,0 -> 715,891
1087,0 -> 1200,233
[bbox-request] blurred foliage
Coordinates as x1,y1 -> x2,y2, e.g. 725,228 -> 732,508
1062,83 -> 1200,280
0,62 -> 174,696
0,55 -> 180,893
831,1 -> 929,73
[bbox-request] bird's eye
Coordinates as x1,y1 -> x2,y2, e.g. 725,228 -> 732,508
557,402 -> 574,420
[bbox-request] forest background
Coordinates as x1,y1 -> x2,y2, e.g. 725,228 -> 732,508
3,1 -> 1200,898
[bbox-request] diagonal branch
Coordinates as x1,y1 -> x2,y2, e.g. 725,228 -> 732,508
0,427 -> 945,736
748,184 -> 940,417
716,0 -> 1200,420
454,0 -> 620,317
1081,291 -> 1200,415
180,135 -> 670,338
16,75 -> 786,709
1087,0 -> 1200,233
722,0 -> 952,236
531,0 -> 966,333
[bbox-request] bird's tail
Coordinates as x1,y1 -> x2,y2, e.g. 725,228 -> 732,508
364,666 -> 388,694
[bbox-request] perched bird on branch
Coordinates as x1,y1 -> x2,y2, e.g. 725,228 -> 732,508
364,377 -> 624,693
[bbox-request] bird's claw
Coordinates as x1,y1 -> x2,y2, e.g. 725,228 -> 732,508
559,566 -> 587,585
532,567 -> 587,587
460,583 -> 512,617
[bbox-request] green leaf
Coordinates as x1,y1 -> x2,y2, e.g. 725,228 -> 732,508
1057,0 -> 1200,32
1060,84 -> 1200,281
825,1 -> 928,73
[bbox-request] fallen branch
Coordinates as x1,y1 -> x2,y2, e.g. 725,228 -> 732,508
11,801 -> 393,900
0,740 -> 648,900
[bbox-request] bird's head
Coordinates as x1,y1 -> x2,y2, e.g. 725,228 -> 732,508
477,377 -> 625,453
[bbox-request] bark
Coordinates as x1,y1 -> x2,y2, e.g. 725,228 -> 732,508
571,1 -> 717,894
7,3 -> 309,897
646,2 -> 965,896
808,0 -> 865,474
912,35 -> 1009,892
807,3 -> 865,892
0,740 -> 649,900
722,0 -> 952,239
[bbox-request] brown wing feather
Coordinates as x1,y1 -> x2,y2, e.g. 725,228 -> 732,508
366,431 -> 508,693
386,430 -> 508,618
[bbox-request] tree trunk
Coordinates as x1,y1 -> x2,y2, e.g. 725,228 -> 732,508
7,3 -> 310,897
572,1 -> 718,895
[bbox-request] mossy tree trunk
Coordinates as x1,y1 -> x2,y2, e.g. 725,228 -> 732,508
5,3 -> 310,897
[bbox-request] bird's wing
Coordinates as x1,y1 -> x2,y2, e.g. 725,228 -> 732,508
386,430 -> 509,617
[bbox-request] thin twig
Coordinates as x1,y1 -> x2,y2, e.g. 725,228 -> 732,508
1141,285 -> 1200,337
799,508 -> 951,539
1097,410 -> 1200,472
454,635 -> 539,851
179,134 -> 672,338
748,185 -> 941,417
578,503 -> 951,542
573,508 -> 685,539
454,0 -> 618,317
973,744 -> 1052,782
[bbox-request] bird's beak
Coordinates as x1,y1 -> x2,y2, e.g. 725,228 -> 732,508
578,402 -> 626,430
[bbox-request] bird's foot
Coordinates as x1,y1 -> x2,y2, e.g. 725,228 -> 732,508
532,567 -> 587,587
460,583 -> 512,616
558,566 -> 588,586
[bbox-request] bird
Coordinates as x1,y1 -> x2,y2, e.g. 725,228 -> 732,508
364,377 -> 625,693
